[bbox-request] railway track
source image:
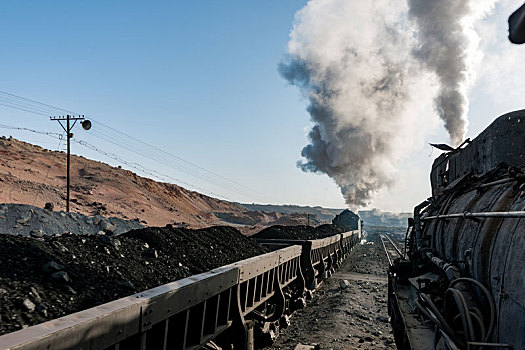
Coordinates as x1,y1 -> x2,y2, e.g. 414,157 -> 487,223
379,234 -> 404,267
267,234 -> 396,349
0,229 -> 361,350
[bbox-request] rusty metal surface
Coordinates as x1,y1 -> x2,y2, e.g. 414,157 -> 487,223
138,267 -> 239,330
489,195 -> 525,347
0,267 -> 239,350
391,110 -> 525,350
256,232 -> 359,290
0,296 -> 142,350
422,181 -> 525,347
225,246 -> 293,282
430,110 -> 525,191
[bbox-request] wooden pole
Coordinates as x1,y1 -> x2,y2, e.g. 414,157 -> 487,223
66,115 -> 70,212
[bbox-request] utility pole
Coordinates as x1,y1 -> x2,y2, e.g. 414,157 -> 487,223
50,115 -> 91,212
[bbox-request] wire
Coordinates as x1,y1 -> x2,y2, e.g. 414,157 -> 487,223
88,128 -> 231,186
417,277 -> 497,350
86,123 -> 275,201
73,137 -> 233,201
85,130 -> 253,200
0,122 -> 235,201
448,278 -> 495,342
90,117 -> 281,202
0,123 -> 62,138
0,90 -> 281,203
0,101 -> 49,116
0,91 -> 76,115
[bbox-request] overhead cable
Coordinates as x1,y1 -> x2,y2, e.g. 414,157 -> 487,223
0,90 -> 280,203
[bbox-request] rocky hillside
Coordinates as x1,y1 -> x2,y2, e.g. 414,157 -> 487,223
0,137 -> 321,231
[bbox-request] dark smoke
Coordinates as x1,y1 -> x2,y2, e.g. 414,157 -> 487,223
281,0 -> 495,207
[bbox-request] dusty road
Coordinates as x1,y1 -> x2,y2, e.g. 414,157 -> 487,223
266,233 -> 396,349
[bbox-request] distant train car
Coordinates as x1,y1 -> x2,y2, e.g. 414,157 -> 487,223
389,110 -> 525,349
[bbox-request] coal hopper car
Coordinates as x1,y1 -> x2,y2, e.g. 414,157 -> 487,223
389,110 -> 525,349
0,229 -> 360,350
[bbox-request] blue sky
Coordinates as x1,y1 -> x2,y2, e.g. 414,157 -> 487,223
1,1 -> 524,211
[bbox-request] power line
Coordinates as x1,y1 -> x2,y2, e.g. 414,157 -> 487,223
0,123 -> 234,201
0,90 -> 281,203
82,122 -> 279,202
90,117 -> 281,202
86,127 -> 259,199
0,100 -> 49,116
0,123 -> 63,138
73,138 -> 234,201
0,91 -> 75,115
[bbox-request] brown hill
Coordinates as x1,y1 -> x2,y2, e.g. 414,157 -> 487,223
0,137 -> 316,231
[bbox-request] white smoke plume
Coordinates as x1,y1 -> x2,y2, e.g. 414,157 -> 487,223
280,0 -> 496,207
408,0 -> 498,145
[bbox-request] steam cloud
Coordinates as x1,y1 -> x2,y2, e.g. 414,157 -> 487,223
408,0 -> 497,145
280,0 -> 495,207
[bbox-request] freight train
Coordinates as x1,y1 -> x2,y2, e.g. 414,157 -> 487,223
0,227 -> 360,350
388,110 -> 525,349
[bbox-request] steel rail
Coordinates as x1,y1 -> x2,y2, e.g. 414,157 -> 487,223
381,233 -> 404,259
379,235 -> 393,267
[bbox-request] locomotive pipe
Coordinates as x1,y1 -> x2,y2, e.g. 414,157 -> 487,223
425,251 -> 461,281
477,175 -> 525,188
389,111 -> 525,349
413,200 -> 431,250
422,210 -> 525,220
449,278 -> 496,343
466,341 -> 513,349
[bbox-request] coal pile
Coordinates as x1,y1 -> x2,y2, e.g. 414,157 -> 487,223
0,203 -> 143,237
253,223 -> 345,240
0,226 -> 267,335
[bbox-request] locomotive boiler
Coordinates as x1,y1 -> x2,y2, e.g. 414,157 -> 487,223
389,110 -> 525,349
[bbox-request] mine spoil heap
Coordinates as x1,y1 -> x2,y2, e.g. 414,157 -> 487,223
0,226 -> 268,335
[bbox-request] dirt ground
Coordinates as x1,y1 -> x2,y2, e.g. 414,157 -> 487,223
266,233 -> 396,349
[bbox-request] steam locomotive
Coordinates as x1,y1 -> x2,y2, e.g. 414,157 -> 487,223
388,110 -> 525,349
